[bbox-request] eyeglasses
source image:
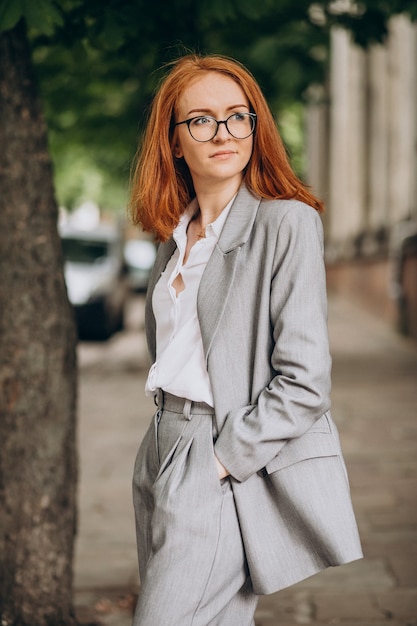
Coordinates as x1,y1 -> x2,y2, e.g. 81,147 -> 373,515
175,112 -> 257,142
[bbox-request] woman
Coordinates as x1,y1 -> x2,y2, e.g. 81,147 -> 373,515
130,54 -> 362,626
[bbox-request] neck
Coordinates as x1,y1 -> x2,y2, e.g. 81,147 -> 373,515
194,178 -> 242,228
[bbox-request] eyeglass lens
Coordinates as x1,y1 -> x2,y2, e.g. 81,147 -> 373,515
189,113 -> 255,142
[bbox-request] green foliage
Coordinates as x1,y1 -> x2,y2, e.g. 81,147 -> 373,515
278,103 -> 307,176
29,0 -> 329,208
53,144 -> 128,210
0,0 -> 63,34
2,0 -> 416,209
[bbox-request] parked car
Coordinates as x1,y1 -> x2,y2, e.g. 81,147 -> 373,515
60,223 -> 128,340
124,238 -> 157,292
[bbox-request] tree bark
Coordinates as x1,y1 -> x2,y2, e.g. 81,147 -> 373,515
0,21 -> 78,626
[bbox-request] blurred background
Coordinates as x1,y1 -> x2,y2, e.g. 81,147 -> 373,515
1,1 -> 416,624
25,0 -> 416,341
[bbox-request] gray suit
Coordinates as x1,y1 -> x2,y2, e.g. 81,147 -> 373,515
144,184 -> 363,596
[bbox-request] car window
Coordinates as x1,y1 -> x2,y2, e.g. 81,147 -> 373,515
62,238 -> 108,264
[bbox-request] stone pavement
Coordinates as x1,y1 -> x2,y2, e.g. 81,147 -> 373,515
74,294 -> 417,626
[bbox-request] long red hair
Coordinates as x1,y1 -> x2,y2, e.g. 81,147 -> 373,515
130,54 -> 323,242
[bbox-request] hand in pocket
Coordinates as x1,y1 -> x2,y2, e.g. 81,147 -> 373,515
214,454 -> 229,480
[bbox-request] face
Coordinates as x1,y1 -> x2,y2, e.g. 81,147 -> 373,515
174,72 -> 253,191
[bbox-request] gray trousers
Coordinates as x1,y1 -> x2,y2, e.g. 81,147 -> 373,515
132,391 -> 258,625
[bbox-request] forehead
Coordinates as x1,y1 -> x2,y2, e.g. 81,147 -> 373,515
177,71 -> 249,114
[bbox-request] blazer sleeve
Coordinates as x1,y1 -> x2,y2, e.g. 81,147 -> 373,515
213,205 -> 332,483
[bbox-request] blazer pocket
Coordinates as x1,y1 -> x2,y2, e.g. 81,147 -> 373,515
264,430 -> 340,475
306,411 -> 332,434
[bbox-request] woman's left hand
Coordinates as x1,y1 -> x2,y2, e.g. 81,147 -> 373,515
214,455 -> 230,480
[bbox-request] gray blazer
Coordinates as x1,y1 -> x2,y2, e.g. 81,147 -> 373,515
145,184 -> 363,595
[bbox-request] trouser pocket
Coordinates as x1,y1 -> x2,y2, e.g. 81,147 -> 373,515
154,407 -> 192,479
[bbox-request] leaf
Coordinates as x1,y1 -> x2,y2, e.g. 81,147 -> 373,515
0,0 -> 63,34
22,0 -> 63,36
0,0 -> 24,32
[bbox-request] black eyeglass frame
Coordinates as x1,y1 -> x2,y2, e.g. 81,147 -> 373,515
174,112 -> 257,142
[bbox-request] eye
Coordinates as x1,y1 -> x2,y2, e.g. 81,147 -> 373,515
192,116 -> 214,126
230,112 -> 246,122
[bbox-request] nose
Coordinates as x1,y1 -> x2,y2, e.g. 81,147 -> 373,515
213,120 -> 230,141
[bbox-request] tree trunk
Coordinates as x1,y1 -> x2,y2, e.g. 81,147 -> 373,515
0,21 -> 78,626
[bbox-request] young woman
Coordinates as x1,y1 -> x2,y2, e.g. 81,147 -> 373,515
130,54 -> 362,626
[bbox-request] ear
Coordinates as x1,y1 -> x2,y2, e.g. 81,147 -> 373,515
173,143 -> 183,159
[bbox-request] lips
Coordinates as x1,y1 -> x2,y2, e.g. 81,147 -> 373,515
210,150 -> 236,158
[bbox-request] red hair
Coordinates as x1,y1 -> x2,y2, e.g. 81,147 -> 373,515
130,54 -> 323,242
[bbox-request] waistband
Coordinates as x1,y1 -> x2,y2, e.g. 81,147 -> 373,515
155,389 -> 214,416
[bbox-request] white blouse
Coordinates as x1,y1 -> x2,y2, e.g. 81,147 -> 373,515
145,197 -> 234,406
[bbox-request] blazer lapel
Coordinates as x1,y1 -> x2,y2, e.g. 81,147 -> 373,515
198,184 -> 261,359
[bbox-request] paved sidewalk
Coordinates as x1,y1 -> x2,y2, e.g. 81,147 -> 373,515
74,295 -> 417,625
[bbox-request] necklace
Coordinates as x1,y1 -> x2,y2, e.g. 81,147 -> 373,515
190,210 -> 206,239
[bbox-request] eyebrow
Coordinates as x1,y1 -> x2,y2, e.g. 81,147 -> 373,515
186,104 -> 249,116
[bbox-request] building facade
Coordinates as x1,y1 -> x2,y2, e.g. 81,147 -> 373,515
307,15 -> 417,339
